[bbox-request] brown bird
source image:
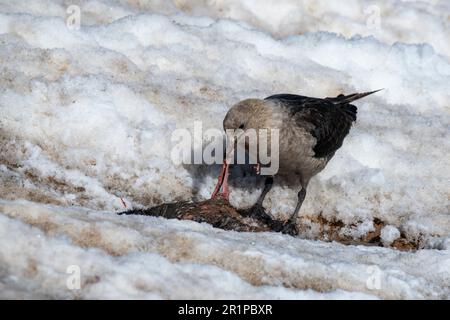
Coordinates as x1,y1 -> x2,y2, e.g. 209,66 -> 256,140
211,90 -> 381,234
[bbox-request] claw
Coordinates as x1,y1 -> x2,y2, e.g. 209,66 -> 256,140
240,204 -> 294,234
280,219 -> 299,236
241,204 -> 274,224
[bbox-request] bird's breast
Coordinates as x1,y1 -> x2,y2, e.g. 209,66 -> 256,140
275,121 -> 328,177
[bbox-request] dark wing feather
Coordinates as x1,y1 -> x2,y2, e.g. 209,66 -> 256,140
265,94 -> 357,158
265,94 -> 311,103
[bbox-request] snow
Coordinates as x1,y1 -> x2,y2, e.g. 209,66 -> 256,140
0,0 -> 449,299
380,225 -> 401,246
1,199 -> 449,299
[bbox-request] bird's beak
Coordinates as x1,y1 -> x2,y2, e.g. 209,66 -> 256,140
224,130 -> 238,163
210,130 -> 247,201
225,130 -> 247,162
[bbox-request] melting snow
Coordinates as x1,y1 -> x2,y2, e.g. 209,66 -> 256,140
0,0 -> 449,299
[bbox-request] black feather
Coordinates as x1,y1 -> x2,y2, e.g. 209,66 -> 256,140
264,91 -> 379,158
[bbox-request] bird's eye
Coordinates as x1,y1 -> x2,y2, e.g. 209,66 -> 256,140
238,124 -> 245,129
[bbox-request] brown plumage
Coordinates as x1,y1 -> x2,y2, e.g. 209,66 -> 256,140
212,90 -> 381,234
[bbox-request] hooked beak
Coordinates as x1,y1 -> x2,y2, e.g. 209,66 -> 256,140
225,129 -> 247,162
210,130 -> 246,201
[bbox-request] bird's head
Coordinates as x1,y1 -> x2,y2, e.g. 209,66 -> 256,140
223,99 -> 269,132
222,99 -> 273,163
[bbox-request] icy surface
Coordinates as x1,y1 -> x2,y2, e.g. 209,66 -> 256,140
0,0 -> 449,299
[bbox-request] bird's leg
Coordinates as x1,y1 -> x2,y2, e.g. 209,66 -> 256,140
210,160 -> 230,201
256,176 -> 273,207
241,176 -> 276,224
281,187 -> 307,235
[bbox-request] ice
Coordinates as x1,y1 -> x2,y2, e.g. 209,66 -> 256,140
0,0 -> 449,299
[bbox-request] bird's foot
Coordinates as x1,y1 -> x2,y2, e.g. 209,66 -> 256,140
278,219 -> 299,236
241,205 -> 291,232
240,205 -> 299,236
240,204 -> 274,224
270,219 -> 299,236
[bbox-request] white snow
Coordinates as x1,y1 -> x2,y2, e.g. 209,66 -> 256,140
0,0 -> 449,299
380,225 -> 401,246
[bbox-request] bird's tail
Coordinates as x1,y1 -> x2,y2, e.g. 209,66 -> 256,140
330,89 -> 383,104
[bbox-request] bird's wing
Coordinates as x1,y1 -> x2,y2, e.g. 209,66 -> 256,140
264,94 -> 311,104
264,94 -> 357,158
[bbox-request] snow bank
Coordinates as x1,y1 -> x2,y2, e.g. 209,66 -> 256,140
0,0 -> 449,298
2,199 -> 449,299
